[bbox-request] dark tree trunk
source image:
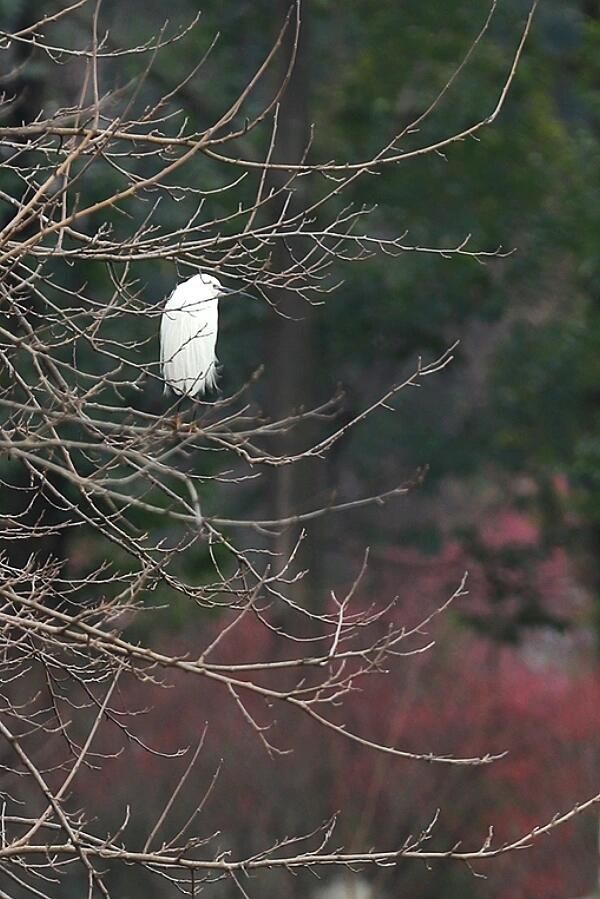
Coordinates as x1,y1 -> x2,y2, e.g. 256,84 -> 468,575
266,2 -> 325,609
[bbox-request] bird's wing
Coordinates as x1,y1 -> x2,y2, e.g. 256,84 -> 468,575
185,294 -> 219,395
161,291 -> 218,396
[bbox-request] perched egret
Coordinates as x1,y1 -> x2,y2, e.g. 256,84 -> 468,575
160,272 -> 222,397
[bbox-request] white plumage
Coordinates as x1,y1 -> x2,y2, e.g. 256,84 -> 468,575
160,272 -> 221,397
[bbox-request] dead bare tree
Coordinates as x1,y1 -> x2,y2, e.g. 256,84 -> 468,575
0,1 -> 597,897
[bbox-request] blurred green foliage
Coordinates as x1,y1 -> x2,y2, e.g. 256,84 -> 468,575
1,0 -> 598,636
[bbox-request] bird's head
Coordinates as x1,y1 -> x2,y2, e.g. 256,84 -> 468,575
194,272 -> 223,299
183,272 -> 252,303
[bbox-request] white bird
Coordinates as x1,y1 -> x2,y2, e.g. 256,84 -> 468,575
160,272 -> 222,397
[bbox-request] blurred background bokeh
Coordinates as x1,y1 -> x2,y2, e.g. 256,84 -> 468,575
1,1 -> 599,896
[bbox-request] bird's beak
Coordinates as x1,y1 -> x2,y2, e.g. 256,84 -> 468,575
220,287 -> 254,301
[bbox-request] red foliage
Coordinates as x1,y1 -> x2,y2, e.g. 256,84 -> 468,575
68,507 -> 599,898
